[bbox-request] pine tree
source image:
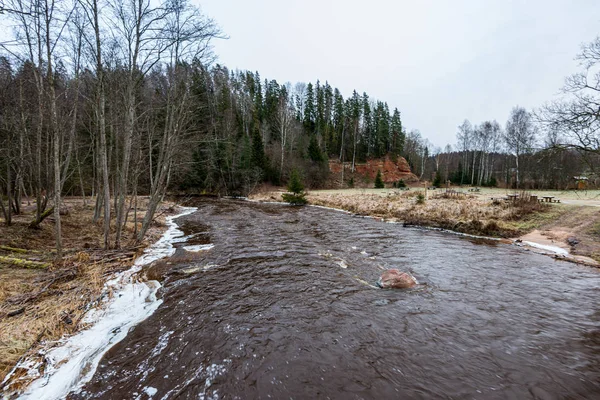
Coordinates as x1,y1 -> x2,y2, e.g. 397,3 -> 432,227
433,170 -> 442,187
282,169 -> 307,205
304,82 -> 315,133
308,134 -> 324,162
374,169 -> 385,188
391,108 -> 404,156
251,128 -> 267,173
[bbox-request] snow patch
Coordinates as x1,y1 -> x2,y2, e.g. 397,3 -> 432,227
10,206 -> 197,400
521,241 -> 569,256
142,386 -> 158,398
183,244 -> 215,252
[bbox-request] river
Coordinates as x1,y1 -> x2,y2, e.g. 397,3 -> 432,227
71,199 -> 600,399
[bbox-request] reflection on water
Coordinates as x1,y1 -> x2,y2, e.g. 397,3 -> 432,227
74,199 -> 600,399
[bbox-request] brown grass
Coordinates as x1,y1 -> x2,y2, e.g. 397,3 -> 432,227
0,197 -> 175,384
250,188 -> 555,238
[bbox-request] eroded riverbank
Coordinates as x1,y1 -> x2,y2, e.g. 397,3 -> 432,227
23,198 -> 599,399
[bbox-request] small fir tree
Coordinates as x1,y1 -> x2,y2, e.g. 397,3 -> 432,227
432,171 -> 442,188
282,169 -> 307,205
374,170 -> 384,189
307,135 -> 324,162
397,179 -> 406,188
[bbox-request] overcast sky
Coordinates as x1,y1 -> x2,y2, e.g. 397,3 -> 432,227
196,0 -> 599,148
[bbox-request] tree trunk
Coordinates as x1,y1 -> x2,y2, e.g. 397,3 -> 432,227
351,121 -> 357,173
6,160 -> 12,226
515,153 -> 520,188
92,0 -> 111,249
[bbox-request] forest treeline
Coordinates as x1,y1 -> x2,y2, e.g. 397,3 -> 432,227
1,0 -> 600,255
0,0 -> 427,254
419,110 -> 599,190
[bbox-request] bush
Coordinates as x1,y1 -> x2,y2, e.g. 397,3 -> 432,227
282,169 -> 307,205
416,192 -> 426,205
374,170 -> 384,189
348,177 -> 354,188
432,171 -> 442,188
397,179 -> 406,188
485,176 -> 497,187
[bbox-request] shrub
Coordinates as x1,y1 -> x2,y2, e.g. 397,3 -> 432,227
374,170 -> 384,189
416,192 -> 426,204
432,171 -> 442,188
348,177 -> 354,188
397,179 -> 406,188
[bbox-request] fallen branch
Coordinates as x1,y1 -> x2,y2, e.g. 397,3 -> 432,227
0,256 -> 50,269
0,245 -> 29,254
28,206 -> 54,229
7,308 -> 25,317
10,269 -> 77,304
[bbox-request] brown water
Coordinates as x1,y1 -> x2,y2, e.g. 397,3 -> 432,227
74,199 -> 600,399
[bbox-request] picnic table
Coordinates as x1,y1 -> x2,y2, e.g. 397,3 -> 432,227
468,187 -> 481,192
507,194 -> 519,200
541,196 -> 561,203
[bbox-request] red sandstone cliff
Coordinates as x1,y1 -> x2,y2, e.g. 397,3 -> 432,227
329,156 -> 419,185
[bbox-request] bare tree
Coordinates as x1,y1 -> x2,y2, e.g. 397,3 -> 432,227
505,106 -> 536,188
275,83 -> 294,180
456,119 -> 472,184
137,0 -> 222,241
538,36 -> 600,172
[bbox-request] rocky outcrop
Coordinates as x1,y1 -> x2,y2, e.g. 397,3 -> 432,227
377,269 -> 418,289
329,156 -> 418,184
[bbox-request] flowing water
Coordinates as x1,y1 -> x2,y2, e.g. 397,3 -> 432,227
70,199 -> 599,399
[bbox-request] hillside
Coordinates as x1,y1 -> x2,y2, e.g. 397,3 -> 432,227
328,156 -> 419,187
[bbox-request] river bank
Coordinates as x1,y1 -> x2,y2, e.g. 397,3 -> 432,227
250,187 -> 600,265
26,198 -> 599,399
0,197 -> 178,385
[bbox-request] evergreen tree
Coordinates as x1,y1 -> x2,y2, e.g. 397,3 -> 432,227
391,108 -> 404,156
362,93 -> 372,157
282,169 -> 307,205
332,88 -> 345,155
303,82 -> 315,133
252,73 -> 263,131
374,169 -> 385,188
433,170 -> 442,187
316,80 -> 325,135
308,134 -> 324,162
251,128 -> 267,173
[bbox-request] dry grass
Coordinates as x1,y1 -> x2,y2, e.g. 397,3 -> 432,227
0,197 -> 175,383
251,188 -> 556,238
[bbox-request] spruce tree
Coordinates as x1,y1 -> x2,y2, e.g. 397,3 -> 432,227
391,108 -> 403,156
433,170 -> 442,187
374,169 -> 385,188
282,169 -> 307,205
308,134 -> 324,162
304,82 -> 315,133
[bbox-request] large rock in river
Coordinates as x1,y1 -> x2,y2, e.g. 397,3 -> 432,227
377,269 -> 417,289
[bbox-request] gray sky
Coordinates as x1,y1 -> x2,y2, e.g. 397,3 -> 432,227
196,0 -> 599,148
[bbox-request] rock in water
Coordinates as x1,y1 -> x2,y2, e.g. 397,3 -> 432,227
377,269 -> 417,289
